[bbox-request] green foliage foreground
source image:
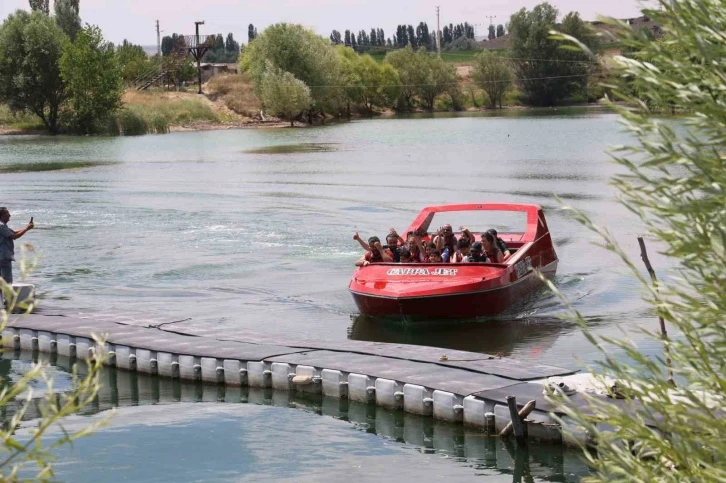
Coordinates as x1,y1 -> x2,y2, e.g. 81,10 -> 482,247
551,1 -> 726,481
0,247 -> 108,480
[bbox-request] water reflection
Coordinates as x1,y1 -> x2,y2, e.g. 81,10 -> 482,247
4,350 -> 590,482
349,315 -> 574,357
0,160 -> 115,173
244,142 -> 340,154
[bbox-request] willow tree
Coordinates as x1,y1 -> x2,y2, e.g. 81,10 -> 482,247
259,61 -> 312,126
551,1 -> 726,481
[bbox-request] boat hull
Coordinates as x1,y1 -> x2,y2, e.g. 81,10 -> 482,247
349,203 -> 559,320
351,262 -> 555,319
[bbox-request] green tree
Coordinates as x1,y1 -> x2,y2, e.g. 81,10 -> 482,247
508,3 -> 597,105
116,39 -> 150,82
248,23 -> 256,43
54,0 -> 80,41
488,24 -> 496,40
241,23 -> 344,115
0,10 -> 67,133
384,44 -> 425,109
225,33 -> 239,54
28,0 -> 49,14
259,61 -> 312,126
496,24 -> 505,37
418,51 -> 457,110
338,47 -> 400,114
549,1 -> 726,481
60,25 -> 123,133
471,51 -> 513,108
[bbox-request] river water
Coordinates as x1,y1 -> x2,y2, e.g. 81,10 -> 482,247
1,108 -> 673,369
6,351 -> 591,482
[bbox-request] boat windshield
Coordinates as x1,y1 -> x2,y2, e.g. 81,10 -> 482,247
413,210 -> 527,237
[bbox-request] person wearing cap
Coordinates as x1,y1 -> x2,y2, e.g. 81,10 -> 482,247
467,241 -> 489,262
0,207 -> 34,286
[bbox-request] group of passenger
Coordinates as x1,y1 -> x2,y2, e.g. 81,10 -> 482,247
354,224 -> 510,266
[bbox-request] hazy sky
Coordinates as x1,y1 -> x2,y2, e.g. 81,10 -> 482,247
1,0 -> 653,45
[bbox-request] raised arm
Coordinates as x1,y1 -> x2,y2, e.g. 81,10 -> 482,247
413,235 -> 426,261
353,232 -> 370,251
434,228 -> 444,251
389,228 -> 405,246
10,220 -> 34,240
374,241 -> 393,262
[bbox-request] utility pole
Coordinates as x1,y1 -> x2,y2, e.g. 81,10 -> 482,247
436,6 -> 441,58
195,20 -> 205,94
156,20 -> 161,58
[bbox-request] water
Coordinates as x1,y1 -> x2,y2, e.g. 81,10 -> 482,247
1,108 -> 674,369
6,351 -> 591,482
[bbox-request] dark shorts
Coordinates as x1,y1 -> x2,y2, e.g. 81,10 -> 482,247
0,259 -> 12,284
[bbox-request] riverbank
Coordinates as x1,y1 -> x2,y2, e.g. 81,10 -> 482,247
0,97 -> 608,136
0,69 -> 614,136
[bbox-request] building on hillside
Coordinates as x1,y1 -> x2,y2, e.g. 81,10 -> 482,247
200,63 -> 239,82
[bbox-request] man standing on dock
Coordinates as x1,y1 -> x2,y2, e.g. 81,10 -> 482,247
0,207 -> 34,286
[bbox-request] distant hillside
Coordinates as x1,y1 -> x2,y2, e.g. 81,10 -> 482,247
479,15 -> 662,51
142,45 -> 157,57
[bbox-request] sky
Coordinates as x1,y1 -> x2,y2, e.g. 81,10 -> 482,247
1,0 -> 654,46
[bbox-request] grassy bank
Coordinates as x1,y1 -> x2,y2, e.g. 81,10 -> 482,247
205,73 -> 262,117
0,105 -> 46,133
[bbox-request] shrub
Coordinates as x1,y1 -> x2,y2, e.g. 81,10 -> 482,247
443,36 -> 481,52
114,109 -> 149,135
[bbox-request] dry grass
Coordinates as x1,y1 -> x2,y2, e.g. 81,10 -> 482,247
205,73 -> 262,117
121,90 -> 221,124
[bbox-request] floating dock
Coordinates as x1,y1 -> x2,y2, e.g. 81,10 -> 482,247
2,310 -> 630,446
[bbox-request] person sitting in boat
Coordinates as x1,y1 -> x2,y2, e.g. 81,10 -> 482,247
459,226 -> 475,245
399,246 -> 417,263
482,232 -> 505,263
407,232 -> 426,262
434,224 -> 457,257
428,249 -> 443,263
385,229 -> 406,262
487,229 -> 511,259
423,241 -> 437,262
354,235 -> 393,266
450,238 -> 471,263
467,242 -> 489,263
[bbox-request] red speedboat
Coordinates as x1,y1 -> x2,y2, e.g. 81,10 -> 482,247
349,203 -> 558,319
